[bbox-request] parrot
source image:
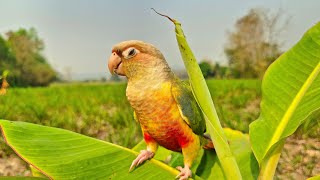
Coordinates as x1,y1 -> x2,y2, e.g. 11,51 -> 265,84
107,40 -> 213,180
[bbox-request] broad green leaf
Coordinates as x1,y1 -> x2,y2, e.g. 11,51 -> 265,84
249,22 -> 320,178
0,120 -> 179,179
152,9 -> 242,179
30,166 -> 48,178
196,128 -> 258,180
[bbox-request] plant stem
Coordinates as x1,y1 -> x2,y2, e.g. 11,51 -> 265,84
258,140 -> 285,180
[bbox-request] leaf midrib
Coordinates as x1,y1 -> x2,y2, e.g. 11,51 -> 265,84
267,62 -> 320,151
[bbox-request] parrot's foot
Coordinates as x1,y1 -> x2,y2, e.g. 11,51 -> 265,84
176,166 -> 192,180
129,150 -> 154,172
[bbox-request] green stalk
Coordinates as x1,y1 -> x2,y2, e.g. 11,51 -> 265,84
258,140 -> 285,180
152,9 -> 242,180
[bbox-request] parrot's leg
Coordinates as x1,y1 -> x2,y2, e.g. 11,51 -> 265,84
176,136 -> 200,180
176,166 -> 192,180
129,132 -> 158,172
129,150 -> 154,171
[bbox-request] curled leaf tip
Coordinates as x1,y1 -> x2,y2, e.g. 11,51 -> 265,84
151,8 -> 178,24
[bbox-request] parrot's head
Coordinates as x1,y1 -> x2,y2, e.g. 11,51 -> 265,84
108,40 -> 171,79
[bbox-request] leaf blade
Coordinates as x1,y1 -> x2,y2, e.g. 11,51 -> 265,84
249,22 -> 320,164
0,120 -> 179,179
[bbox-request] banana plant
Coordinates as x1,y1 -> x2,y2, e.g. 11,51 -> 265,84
249,22 -> 320,179
0,14 -> 319,180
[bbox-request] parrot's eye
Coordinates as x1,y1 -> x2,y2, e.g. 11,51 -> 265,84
123,47 -> 138,59
128,49 -> 136,56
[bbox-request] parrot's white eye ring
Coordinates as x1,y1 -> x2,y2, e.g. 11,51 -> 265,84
123,47 -> 138,59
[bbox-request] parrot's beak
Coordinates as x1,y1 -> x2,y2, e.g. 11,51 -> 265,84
108,52 -> 125,76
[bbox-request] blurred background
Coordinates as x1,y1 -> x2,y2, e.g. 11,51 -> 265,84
0,0 -> 319,179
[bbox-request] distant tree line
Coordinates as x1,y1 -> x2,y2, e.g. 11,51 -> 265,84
0,28 -> 57,87
198,61 -> 231,79
199,8 -> 287,79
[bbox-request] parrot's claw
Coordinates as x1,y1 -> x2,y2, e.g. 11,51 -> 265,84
175,166 -> 192,180
129,150 -> 154,172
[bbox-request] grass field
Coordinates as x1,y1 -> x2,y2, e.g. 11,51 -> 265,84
0,79 -> 319,177
0,80 -> 262,148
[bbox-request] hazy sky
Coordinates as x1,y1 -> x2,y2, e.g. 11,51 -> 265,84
0,0 -> 319,79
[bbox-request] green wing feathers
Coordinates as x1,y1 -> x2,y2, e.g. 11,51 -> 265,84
171,78 -> 206,135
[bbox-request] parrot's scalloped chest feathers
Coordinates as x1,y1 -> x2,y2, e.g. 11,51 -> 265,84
126,76 -> 197,152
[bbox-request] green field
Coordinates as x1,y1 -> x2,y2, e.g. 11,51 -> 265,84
0,80 -> 261,148
2,79 -> 320,146
1,79 -> 319,149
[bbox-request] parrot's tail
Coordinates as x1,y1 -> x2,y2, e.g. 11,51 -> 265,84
201,134 -> 214,150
